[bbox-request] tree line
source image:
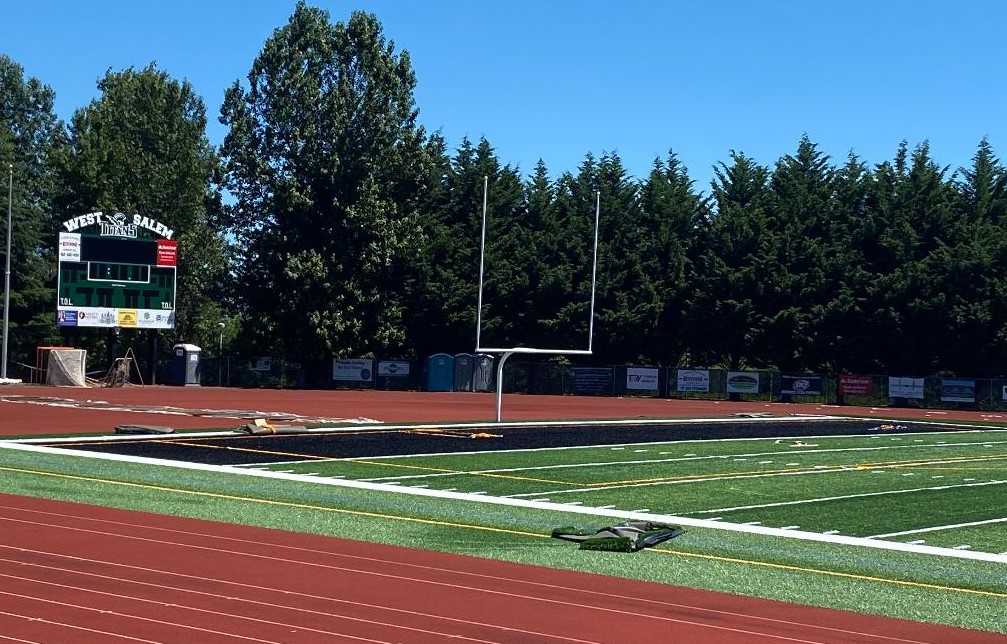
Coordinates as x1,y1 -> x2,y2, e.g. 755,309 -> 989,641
2,2 -> 1006,381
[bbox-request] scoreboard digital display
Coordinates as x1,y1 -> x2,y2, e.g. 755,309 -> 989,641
57,212 -> 177,329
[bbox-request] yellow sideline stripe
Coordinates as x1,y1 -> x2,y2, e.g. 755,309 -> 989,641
0,465 -> 542,538
0,465 -> 1005,600
648,549 -> 1007,599
349,459 -> 577,485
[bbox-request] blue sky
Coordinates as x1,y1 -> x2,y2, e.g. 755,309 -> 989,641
3,1 -> 1004,191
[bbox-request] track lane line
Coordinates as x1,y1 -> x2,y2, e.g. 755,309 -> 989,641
0,510 -> 990,642
0,570 -> 506,644
0,556 -> 599,644
0,608 -> 162,643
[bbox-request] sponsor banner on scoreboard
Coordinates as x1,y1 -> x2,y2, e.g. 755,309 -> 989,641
57,310 -> 78,327
781,375 -> 823,396
940,378 -> 976,403
61,307 -> 174,329
889,376 -> 924,400
58,233 -> 81,262
677,369 -> 710,393
626,367 -> 659,391
727,371 -> 760,394
839,374 -> 872,395
378,360 -> 410,377
156,239 -> 178,266
332,358 -> 374,382
117,309 -> 139,327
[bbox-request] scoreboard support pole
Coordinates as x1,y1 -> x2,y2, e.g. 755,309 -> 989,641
2,163 -> 12,380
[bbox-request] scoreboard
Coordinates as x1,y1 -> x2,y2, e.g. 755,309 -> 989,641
57,212 -> 177,329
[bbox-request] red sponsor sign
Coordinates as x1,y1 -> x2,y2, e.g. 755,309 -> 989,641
839,374 -> 872,395
156,239 -> 178,267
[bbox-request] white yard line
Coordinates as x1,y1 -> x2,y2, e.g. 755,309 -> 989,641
5,441 -> 1004,565
355,440 -> 1007,483
689,480 -> 1007,514
869,517 -> 1007,539
506,454 -> 1007,498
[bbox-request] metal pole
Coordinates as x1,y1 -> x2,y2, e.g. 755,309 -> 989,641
494,351 -> 513,422
2,164 -> 12,380
217,322 -> 224,386
587,190 -> 600,352
475,176 -> 489,350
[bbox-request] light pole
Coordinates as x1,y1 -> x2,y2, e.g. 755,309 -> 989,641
217,321 -> 225,386
2,163 -> 12,381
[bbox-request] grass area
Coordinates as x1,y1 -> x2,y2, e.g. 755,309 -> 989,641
0,438 -> 1006,634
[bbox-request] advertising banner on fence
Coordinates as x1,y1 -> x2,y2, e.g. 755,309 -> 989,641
781,375 -> 823,396
889,376 -> 924,399
839,374 -> 872,395
572,368 -> 612,395
332,358 -> 374,382
940,378 -> 976,403
676,369 -> 710,393
378,360 -> 410,377
726,371 -> 760,394
249,357 -> 272,372
626,367 -> 659,391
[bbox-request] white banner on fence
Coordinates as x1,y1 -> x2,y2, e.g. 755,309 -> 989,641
727,371 -> 760,394
332,358 -> 374,382
378,360 -> 410,377
889,376 -> 924,399
677,369 -> 710,393
626,367 -> 659,391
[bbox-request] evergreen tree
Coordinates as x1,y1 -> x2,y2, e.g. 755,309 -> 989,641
0,55 -> 65,367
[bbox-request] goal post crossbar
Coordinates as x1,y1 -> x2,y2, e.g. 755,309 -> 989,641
474,177 -> 601,421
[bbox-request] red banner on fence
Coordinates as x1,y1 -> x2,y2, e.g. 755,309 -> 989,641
839,374 -> 872,395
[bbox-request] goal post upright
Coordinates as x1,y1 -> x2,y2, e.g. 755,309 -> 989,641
475,177 -> 601,421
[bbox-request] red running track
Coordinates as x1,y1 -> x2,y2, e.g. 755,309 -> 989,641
0,494 -> 1001,644
3,385 -> 1007,435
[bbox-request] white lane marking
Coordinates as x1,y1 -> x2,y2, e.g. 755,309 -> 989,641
689,480 -> 1007,514
953,545 -> 972,550
781,526 -> 800,530
742,521 -> 762,526
4,441 -> 1007,565
907,540 -> 926,544
869,517 -> 1007,539
508,455 -> 1007,498
358,440 -> 1007,483
823,530 -> 840,535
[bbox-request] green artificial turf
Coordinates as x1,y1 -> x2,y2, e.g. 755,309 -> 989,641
0,443 -> 1005,634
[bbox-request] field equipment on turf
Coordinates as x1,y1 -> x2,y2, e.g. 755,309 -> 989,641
551,521 -> 684,552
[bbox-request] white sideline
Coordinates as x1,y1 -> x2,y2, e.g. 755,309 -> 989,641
2,441 -> 1006,565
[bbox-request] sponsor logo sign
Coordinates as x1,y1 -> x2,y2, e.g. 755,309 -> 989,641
781,375 -> 823,396
57,310 -> 78,327
940,378 -> 976,403
117,309 -> 138,327
378,360 -> 410,377
889,376 -> 924,400
626,367 -> 659,391
156,239 -> 178,266
677,369 -> 710,393
839,374 -> 872,395
72,307 -> 117,327
727,371 -> 760,394
58,233 -> 81,262
572,368 -> 613,395
332,358 -> 374,382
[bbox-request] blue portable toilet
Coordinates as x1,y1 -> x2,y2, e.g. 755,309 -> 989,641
425,353 -> 455,391
454,353 -> 475,392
